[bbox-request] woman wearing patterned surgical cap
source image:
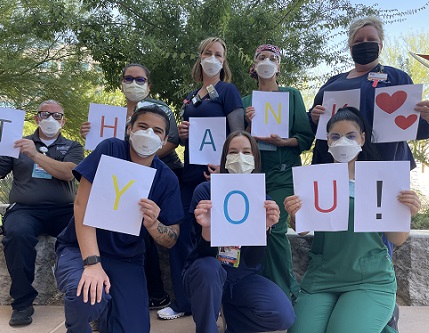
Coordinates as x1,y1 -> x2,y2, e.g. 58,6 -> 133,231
242,44 -> 314,301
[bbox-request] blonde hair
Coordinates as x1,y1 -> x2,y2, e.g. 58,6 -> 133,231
191,37 -> 232,83
348,16 -> 384,47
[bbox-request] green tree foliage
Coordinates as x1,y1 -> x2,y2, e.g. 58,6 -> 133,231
1,0 -> 428,133
0,0 -> 103,140
74,0 -> 387,111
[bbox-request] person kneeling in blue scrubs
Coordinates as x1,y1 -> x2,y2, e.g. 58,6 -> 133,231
54,105 -> 184,333
182,130 -> 295,333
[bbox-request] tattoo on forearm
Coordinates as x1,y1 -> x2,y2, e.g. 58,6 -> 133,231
155,223 -> 178,246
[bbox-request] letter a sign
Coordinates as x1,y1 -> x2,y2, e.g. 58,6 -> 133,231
189,117 -> 226,165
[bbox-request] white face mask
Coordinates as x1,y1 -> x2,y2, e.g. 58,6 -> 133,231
39,116 -> 62,138
129,128 -> 163,157
122,81 -> 149,102
201,55 -> 223,77
225,153 -> 255,174
328,136 -> 362,163
255,58 -> 278,79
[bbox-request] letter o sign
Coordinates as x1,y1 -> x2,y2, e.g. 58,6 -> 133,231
223,190 -> 249,225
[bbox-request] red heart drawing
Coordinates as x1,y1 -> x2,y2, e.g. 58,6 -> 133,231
394,114 -> 418,130
376,91 -> 407,114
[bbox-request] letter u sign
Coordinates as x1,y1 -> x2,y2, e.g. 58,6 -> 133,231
223,190 -> 249,224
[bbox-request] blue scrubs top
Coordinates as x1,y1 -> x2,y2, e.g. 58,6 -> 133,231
310,64 -> 429,169
181,81 -> 243,183
183,181 -> 266,282
56,138 -> 184,260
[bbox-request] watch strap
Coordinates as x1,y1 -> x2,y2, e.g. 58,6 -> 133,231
83,255 -> 101,266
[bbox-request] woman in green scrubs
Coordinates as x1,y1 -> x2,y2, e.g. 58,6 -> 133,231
284,107 -> 421,333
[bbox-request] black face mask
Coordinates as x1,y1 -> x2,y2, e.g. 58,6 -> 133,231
351,42 -> 379,65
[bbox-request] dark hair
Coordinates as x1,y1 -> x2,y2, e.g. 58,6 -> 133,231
129,105 -> 170,136
121,63 -> 151,85
326,106 -> 380,161
219,130 -> 261,173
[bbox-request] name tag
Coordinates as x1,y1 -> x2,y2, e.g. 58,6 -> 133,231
32,164 -> 52,179
217,246 -> 241,268
368,72 -> 388,81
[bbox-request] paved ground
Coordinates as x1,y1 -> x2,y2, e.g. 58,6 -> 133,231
0,305 -> 428,333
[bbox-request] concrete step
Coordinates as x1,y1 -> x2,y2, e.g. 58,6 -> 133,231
0,305 -> 428,333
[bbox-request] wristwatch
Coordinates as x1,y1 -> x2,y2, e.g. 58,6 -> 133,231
83,255 -> 101,266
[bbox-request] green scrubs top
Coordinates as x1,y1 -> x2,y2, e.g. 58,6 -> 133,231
300,197 -> 396,294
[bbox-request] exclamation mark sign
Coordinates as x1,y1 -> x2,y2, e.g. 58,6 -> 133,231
376,180 -> 383,219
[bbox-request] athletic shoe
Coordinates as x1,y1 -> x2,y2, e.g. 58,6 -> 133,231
387,303 -> 400,331
149,293 -> 171,310
9,305 -> 34,326
157,306 -> 185,320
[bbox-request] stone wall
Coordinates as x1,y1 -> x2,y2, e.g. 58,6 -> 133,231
0,204 -> 63,305
0,235 -> 63,305
288,230 -> 429,306
1,216 -> 428,306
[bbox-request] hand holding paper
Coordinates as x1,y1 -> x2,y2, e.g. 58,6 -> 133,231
195,200 -> 213,241
265,200 -> 280,229
139,198 -> 161,230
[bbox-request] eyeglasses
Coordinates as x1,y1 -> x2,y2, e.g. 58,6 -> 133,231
327,131 -> 360,141
38,111 -> 64,120
122,76 -> 147,85
256,54 -> 279,62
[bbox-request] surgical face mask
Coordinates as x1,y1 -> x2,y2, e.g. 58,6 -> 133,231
129,128 -> 163,157
255,58 -> 278,79
39,116 -> 62,138
201,55 -> 223,77
225,153 -> 255,174
351,42 -> 379,65
328,136 -> 362,163
122,81 -> 149,102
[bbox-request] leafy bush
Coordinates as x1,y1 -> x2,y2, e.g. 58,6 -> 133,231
411,192 -> 429,230
0,174 -> 12,204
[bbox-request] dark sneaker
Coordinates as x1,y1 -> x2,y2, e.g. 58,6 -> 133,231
9,305 -> 34,326
149,293 -> 171,310
387,303 -> 400,331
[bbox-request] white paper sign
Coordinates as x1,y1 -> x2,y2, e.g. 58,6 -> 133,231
354,161 -> 411,232
189,117 -> 226,165
293,163 -> 349,233
372,84 -> 423,143
84,155 -> 156,236
0,108 -> 25,158
210,174 -> 266,246
316,89 -> 361,140
250,91 -> 290,138
85,103 -> 127,150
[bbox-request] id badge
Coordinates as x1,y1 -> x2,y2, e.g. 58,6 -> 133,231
32,163 -> 52,179
368,72 -> 388,81
368,72 -> 388,87
258,141 -> 277,151
217,246 -> 241,268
